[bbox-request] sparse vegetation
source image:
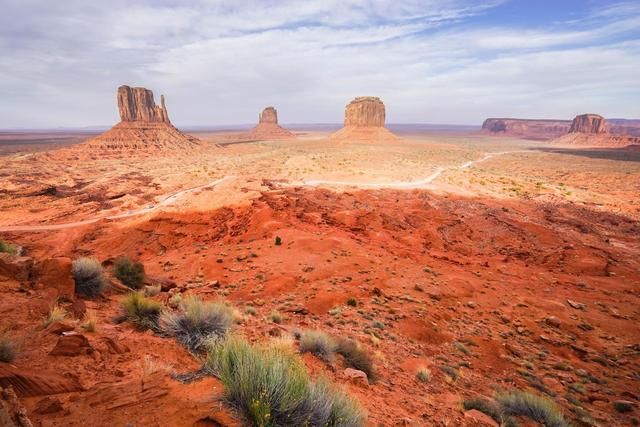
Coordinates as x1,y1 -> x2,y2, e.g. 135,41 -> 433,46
336,338 -> 375,381
299,330 -> 337,362
0,239 -> 18,255
440,365 -> 458,381
144,284 -> 161,297
72,257 -> 106,297
207,336 -> 366,427
416,367 -> 430,383
269,310 -> 283,324
113,257 -> 145,289
121,292 -> 162,331
496,390 -> 570,427
244,305 -> 257,316
161,296 -> 235,352
274,236 -> 282,246
346,297 -> 357,307
81,310 -> 98,332
463,397 -> 516,427
44,304 -> 67,327
0,335 -> 17,362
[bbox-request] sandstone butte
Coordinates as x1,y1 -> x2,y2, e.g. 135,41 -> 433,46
84,85 -> 202,151
330,96 -> 400,142
553,113 -> 640,147
242,106 -> 295,141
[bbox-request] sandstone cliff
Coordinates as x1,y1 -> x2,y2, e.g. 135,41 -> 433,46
569,114 -> 608,134
330,97 -> 399,142
481,118 -> 571,140
117,86 -> 170,123
242,106 -> 295,141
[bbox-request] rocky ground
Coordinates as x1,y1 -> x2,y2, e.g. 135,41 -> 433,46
0,131 -> 639,426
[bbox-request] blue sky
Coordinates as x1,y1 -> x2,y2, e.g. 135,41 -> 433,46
0,0 -> 638,128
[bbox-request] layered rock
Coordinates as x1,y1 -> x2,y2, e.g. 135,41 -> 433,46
569,114 -> 608,134
84,85 -> 202,152
481,118 -> 571,140
242,106 -> 295,141
330,96 -> 400,142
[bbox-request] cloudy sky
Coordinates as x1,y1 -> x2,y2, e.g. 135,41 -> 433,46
1,0 -> 639,128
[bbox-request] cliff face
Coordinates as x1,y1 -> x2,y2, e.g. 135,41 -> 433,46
243,106 -> 294,141
569,114 -> 608,134
259,106 -> 278,124
344,97 -> 386,127
481,118 -> 571,140
117,85 -> 170,123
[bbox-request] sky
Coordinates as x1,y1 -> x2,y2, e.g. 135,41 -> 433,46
1,0 -> 639,128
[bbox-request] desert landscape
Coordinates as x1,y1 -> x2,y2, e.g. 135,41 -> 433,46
1,2 -> 639,427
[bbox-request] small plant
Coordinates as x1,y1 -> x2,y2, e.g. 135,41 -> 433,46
121,292 -> 162,331
416,367 -> 430,383
496,390 -> 570,427
454,341 -> 471,355
207,336 -> 366,426
113,257 -> 145,289
160,296 -> 235,352
244,305 -> 257,316
299,330 -> 337,362
144,284 -> 161,297
336,338 -> 375,381
168,293 -> 183,309
0,239 -> 18,255
81,310 -> 98,332
440,365 -> 459,381
269,310 -> 282,324
463,397 -> 514,427
44,304 -> 67,327
72,257 -> 106,297
274,236 -> 282,246
346,297 -> 357,307
0,335 -> 17,362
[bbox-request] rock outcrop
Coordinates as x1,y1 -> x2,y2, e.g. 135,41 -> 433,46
84,85 -> 202,152
569,114 -> 608,134
330,96 -> 400,142
481,118 -> 571,140
241,106 -> 295,141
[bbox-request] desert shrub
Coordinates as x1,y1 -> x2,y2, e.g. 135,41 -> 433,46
0,336 -> 17,362
274,236 -> 282,246
160,296 -> 235,352
416,367 -> 430,383
44,304 -> 67,327
144,284 -> 161,297
121,292 -> 162,331
440,365 -> 459,381
207,336 -> 366,427
299,330 -> 337,362
346,298 -> 357,307
463,397 -> 515,427
0,239 -> 18,255
113,257 -> 145,289
72,257 -> 106,297
81,310 -> 97,332
269,311 -> 282,324
336,338 -> 375,381
496,391 -> 570,427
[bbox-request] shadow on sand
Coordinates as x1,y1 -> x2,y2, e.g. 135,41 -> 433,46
530,146 -> 640,163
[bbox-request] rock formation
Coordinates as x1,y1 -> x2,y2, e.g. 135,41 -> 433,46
242,106 -> 295,141
569,113 -> 608,134
481,118 -> 571,140
84,85 -> 202,152
330,96 -> 400,142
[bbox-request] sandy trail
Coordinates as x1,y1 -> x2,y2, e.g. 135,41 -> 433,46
0,176 -> 234,232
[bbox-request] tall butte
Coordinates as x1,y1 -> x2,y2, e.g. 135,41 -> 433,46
85,85 -> 202,151
330,96 -> 400,142
553,113 -> 638,147
243,106 -> 295,140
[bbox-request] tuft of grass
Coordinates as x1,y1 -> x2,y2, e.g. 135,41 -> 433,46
244,306 -> 257,316
44,304 -> 67,327
454,341 -> 471,355
0,335 -> 18,362
113,257 -> 145,289
207,336 -> 366,427
269,311 -> 283,324
346,298 -> 357,307
81,310 -> 98,332
168,293 -> 183,309
299,330 -> 337,363
463,397 -> 517,427
440,365 -> 459,381
274,236 -> 282,246
72,257 -> 106,297
0,239 -> 18,255
336,338 -> 375,382
496,390 -> 570,427
416,367 -> 430,383
144,284 -> 161,297
121,292 -> 162,331
160,296 -> 235,352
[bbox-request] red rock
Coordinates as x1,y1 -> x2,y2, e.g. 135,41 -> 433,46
34,396 -> 64,414
36,257 -> 74,301
117,85 -> 170,123
243,106 -> 295,141
464,409 -> 499,426
330,96 -> 400,142
49,333 -> 93,357
144,275 -> 176,292
1,385 -> 34,426
569,114 -> 608,134
45,322 -> 75,335
0,253 -> 33,282
69,299 -> 87,319
481,118 -> 570,139
343,368 -> 369,387
98,337 -> 129,355
0,365 -> 84,397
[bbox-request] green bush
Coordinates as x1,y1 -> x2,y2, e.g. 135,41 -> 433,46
299,330 -> 337,362
496,391 -> 570,427
0,335 -> 17,362
0,239 -> 18,255
72,257 -> 106,297
160,296 -> 235,352
121,292 -> 162,331
336,338 -> 375,381
113,257 -> 145,289
207,336 -> 366,427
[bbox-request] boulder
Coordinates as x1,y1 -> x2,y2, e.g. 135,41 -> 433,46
569,114 -> 608,134
144,275 -> 176,292
36,257 -> 74,301
464,409 -> 499,426
49,333 -> 93,357
34,396 -> 64,415
0,254 -> 33,282
0,385 -> 33,427
0,365 -> 84,397
343,368 -> 369,387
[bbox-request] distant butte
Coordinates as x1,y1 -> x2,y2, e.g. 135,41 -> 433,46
569,113 -> 608,134
553,113 -> 639,147
84,85 -> 202,152
330,96 -> 400,142
242,106 -> 295,141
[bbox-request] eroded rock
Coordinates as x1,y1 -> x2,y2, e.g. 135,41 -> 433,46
569,114 -> 608,134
